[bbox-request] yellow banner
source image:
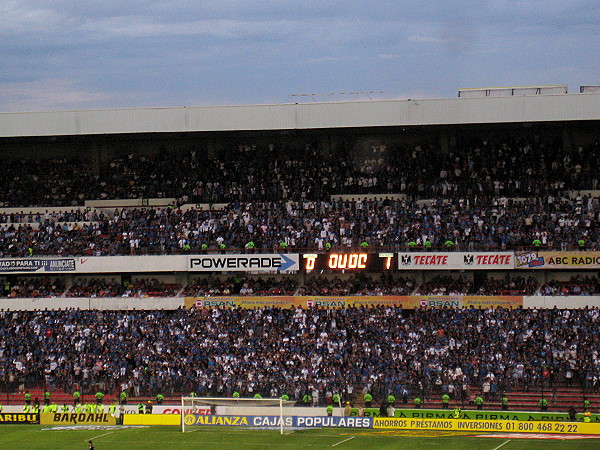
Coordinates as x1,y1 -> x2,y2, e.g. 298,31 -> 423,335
40,412 -> 116,425
374,417 -> 600,434
186,296 -> 522,310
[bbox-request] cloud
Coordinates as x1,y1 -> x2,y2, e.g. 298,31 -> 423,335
0,79 -> 111,111
408,35 -> 452,44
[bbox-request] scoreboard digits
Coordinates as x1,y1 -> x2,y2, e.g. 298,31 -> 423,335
304,253 -> 394,272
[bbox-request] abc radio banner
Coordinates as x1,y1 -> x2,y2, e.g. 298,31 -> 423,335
187,295 -> 522,310
397,252 -> 514,270
515,251 -> 600,269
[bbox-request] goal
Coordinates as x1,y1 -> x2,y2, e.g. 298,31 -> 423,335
180,397 -> 296,434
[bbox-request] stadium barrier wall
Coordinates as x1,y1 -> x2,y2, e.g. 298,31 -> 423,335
523,296 -> 600,309
39,412 -> 117,425
123,414 -> 180,426
0,297 -> 183,311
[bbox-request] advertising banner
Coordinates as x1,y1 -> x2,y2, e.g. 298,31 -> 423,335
515,251 -> 600,269
40,413 -> 116,425
357,408 -> 600,422
293,416 -> 373,428
183,415 -> 290,427
188,254 -> 299,273
398,252 -> 514,270
152,406 -> 211,415
373,417 -> 600,435
188,296 -> 522,310
0,258 -> 75,273
0,413 -> 39,424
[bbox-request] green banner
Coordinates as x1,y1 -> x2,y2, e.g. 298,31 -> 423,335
352,408 -> 599,422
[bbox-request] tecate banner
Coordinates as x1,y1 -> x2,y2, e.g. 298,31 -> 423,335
188,254 -> 299,273
397,252 -> 514,270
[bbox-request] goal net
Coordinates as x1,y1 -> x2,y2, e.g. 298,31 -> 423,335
180,397 -> 296,434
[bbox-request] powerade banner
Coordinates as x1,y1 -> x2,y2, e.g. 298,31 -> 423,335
516,251 -> 600,269
0,258 -> 75,273
189,254 -> 299,273
0,413 -> 39,424
186,295 -> 522,310
182,415 -> 373,429
373,417 -> 600,435
397,252 -> 514,270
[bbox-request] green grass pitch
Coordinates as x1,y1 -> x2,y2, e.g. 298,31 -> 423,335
1,425 -> 599,449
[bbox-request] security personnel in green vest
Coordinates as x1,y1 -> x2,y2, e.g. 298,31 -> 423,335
424,239 -> 432,252
332,394 -> 341,405
43,404 -> 52,413
501,395 -> 509,410
109,403 -> 117,415
407,240 -> 417,251
75,403 -> 83,413
145,401 -> 153,414
360,241 -> 369,249
532,238 -> 542,248
156,393 -> 164,405
3,280 -> 10,297
325,242 -> 332,252
364,393 -> 373,407
254,393 -> 263,399
245,241 -> 255,253
475,396 -> 484,410
201,243 -> 208,254
279,241 -> 288,252
387,395 -> 395,405
302,393 -> 312,406
326,405 -> 334,416
51,403 -> 58,413
62,404 -> 69,413
32,404 -> 39,413
183,243 -> 191,252
583,410 -> 592,423
44,390 -> 51,406
119,391 -> 128,405
414,397 -> 422,409
95,391 -> 105,404
584,398 -> 590,409
85,403 -> 93,413
233,391 -> 240,398
0,404 -> 3,412
281,394 -> 290,401
444,239 -> 454,251
24,391 -> 32,405
137,402 -> 145,414
189,391 -> 197,398
219,243 -> 227,253
578,239 -> 586,251
23,404 -> 30,413
442,394 -> 450,409
539,397 -> 548,411
453,407 -> 461,419
73,390 -> 81,407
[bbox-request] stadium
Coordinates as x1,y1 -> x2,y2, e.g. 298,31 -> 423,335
1,86 -> 600,449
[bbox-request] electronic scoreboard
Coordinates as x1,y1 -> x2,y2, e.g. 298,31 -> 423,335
303,253 -> 394,272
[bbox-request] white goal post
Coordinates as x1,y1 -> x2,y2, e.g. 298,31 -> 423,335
180,397 -> 296,434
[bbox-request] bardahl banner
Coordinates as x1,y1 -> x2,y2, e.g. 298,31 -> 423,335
515,251 -> 600,269
397,252 -> 514,270
188,254 -> 299,273
40,412 -> 116,425
187,296 -> 522,310
373,417 -> 600,435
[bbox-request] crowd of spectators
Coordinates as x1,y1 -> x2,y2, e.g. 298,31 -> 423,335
0,194 -> 597,256
1,307 -> 599,402
2,274 -> 599,298
1,137 -> 599,208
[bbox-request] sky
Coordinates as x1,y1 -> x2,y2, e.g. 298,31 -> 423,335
1,0 -> 599,112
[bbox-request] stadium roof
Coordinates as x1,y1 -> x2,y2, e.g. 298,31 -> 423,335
1,92 -> 600,138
